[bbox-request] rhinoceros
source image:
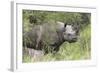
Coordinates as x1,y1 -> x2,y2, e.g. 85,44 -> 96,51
23,21 -> 79,54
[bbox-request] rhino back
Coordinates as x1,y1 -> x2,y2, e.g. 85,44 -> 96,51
41,22 -> 64,46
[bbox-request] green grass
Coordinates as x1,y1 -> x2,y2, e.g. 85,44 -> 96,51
23,24 -> 91,62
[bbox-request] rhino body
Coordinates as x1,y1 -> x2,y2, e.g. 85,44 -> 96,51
23,21 -> 79,54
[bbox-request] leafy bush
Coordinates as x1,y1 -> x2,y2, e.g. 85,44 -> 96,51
23,10 -> 91,32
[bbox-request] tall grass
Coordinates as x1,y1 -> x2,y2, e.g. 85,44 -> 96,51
23,24 -> 91,62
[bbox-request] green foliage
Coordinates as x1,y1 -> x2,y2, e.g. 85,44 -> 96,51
22,10 -> 91,62
23,10 -> 91,33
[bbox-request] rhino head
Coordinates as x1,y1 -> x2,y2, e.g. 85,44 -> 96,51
63,23 -> 79,43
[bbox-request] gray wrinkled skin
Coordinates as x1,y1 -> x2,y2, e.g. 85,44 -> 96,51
23,21 -> 79,54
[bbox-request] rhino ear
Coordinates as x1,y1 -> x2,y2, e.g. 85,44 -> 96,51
73,24 -> 79,34
64,23 -> 67,27
63,23 -> 67,32
74,24 -> 79,30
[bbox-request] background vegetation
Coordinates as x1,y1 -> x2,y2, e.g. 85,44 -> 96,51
22,10 -> 91,62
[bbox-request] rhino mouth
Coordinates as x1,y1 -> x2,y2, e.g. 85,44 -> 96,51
68,38 -> 77,43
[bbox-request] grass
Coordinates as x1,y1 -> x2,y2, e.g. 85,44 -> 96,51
23,24 -> 91,63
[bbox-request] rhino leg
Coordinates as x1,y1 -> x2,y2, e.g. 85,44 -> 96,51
35,25 -> 43,50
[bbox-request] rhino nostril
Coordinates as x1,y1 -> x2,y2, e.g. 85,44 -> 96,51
67,33 -> 71,36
